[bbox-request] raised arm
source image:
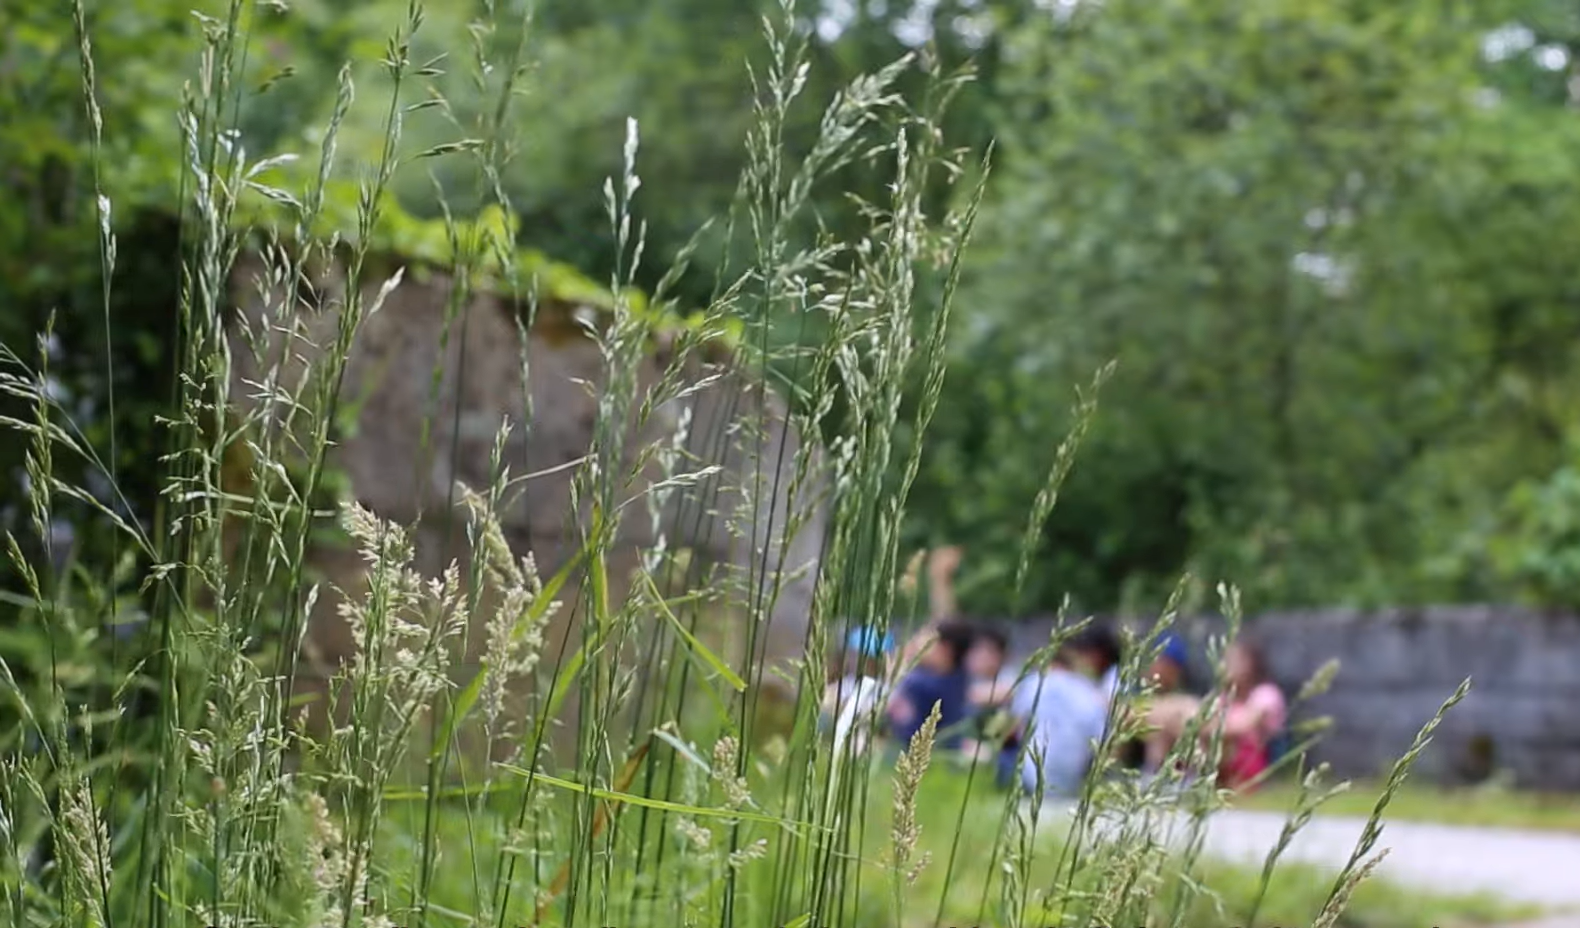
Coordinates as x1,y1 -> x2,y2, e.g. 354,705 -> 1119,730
926,545 -> 962,623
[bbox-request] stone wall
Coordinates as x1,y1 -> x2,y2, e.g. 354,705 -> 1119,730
1012,607 -> 1580,790
226,249 -> 826,743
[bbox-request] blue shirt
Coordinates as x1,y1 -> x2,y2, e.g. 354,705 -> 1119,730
891,667 -> 972,750
1010,667 -> 1107,797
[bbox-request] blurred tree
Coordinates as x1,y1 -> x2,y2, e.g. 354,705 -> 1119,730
0,0 -> 195,571
414,0 -> 1021,310
914,0 -> 1580,615
10,0 -> 1580,619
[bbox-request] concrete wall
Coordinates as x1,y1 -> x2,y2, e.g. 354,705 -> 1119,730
1012,607 -> 1580,790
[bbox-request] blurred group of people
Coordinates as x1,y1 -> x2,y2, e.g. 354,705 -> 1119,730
818,548 -> 1289,799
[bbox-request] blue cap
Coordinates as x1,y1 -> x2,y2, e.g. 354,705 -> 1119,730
845,626 -> 895,657
1155,631 -> 1189,668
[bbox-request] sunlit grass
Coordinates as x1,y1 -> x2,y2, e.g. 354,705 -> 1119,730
1237,777 -> 1580,835
373,764 -> 1532,928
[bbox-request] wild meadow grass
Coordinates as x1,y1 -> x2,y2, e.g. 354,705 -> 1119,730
0,1 -> 1493,927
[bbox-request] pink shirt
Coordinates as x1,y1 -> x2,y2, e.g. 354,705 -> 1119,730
1220,681 -> 1287,789
1226,682 -> 1286,747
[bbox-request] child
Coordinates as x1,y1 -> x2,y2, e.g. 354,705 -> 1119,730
1139,631 -> 1202,772
827,627 -> 894,757
961,623 -> 1022,787
965,625 -> 1018,711
883,545 -> 978,753
887,619 -> 976,752
1067,623 -> 1124,708
1215,638 -> 1287,790
924,546 -> 1017,722
1008,641 -> 1108,799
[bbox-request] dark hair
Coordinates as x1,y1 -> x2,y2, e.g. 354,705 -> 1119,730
1233,635 -> 1270,686
826,652 -> 845,683
932,619 -> 977,670
1070,623 -> 1123,673
970,621 -> 1009,654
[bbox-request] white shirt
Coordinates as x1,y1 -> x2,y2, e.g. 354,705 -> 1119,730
831,676 -> 886,756
1099,665 -> 1120,704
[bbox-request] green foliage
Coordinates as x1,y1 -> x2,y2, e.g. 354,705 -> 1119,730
9,0 -> 1580,628
1486,450 -> 1580,605
918,0 -> 1580,614
235,179 -> 640,312
0,552 -> 157,760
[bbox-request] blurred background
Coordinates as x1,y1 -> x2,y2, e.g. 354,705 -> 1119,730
7,0 -> 1580,623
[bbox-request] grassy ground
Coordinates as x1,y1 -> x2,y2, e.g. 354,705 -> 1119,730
381,760 -> 1532,928
1237,777 -> 1580,834
899,768 -> 1531,928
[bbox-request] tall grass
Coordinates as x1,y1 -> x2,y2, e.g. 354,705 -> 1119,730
0,1 -> 1476,927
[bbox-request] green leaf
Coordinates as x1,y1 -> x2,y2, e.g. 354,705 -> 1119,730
496,763 -> 819,831
641,570 -> 747,692
651,725 -> 713,775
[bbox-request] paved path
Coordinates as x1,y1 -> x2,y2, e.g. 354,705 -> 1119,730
1043,803 -> 1580,921
1189,809 -> 1580,911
